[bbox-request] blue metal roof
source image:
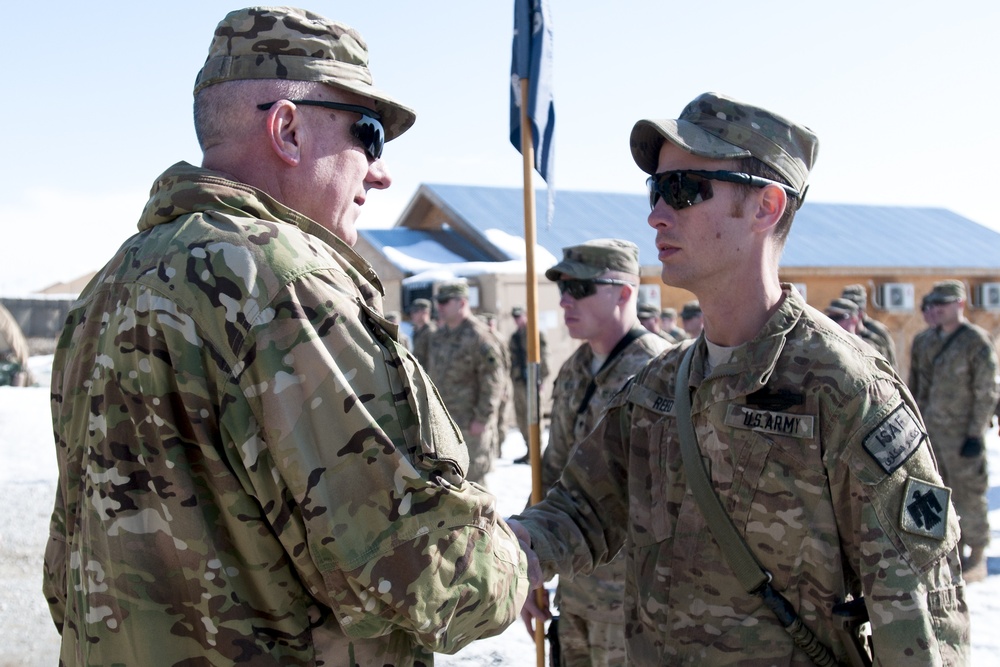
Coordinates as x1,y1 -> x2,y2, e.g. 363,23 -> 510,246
361,227 -> 496,262
421,184 -> 1000,270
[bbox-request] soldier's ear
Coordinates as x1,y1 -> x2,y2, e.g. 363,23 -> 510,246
263,101 -> 304,167
750,184 -> 787,234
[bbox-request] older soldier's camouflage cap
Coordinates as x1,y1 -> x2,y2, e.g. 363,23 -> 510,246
825,297 -> 860,318
680,301 -> 702,320
408,298 -> 432,312
545,238 -> 640,281
630,92 -> 819,196
194,6 -> 416,141
436,280 -> 469,302
927,279 -> 966,304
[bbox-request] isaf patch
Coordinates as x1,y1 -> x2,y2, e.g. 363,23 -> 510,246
900,477 -> 950,540
862,403 -> 924,474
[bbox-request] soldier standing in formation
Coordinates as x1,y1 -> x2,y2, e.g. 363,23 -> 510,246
824,297 -> 879,352
510,91 -> 968,664
908,279 -> 998,583
427,281 -> 507,485
659,306 -> 689,342
42,8 -> 528,666
533,239 -> 671,666
408,297 -> 436,368
679,299 -> 703,338
841,284 -> 897,368
637,301 -> 677,342
509,306 -> 549,464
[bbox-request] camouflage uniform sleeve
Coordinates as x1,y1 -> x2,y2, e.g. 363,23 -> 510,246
512,389 -> 632,579
231,273 -> 528,651
471,329 -> 506,426
831,377 -> 969,664
966,336 -> 999,437
42,486 -> 67,633
539,361 -> 577,494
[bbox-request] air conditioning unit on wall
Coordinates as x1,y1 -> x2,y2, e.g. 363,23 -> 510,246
878,283 -> 914,312
978,283 -> 1000,310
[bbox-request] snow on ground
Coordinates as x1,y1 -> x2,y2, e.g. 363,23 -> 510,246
2,355 -> 999,665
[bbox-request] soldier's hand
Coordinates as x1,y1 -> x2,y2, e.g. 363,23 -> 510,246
960,436 -> 984,457
520,586 -> 552,637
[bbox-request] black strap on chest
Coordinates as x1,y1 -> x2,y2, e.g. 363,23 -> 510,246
932,323 -> 969,366
576,327 -> 648,415
674,344 -> 840,667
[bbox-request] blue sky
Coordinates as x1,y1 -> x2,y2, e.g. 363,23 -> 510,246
3,0 -> 997,294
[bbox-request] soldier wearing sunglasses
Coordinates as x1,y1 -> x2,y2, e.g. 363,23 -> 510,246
511,92 -> 967,664
43,7 -> 528,666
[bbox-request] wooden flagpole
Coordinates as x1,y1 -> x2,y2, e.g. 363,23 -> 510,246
519,76 -> 547,667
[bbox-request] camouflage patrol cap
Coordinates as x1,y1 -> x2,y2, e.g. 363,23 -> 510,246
825,297 -> 860,318
630,92 -> 819,197
408,298 -> 432,312
927,279 -> 966,304
511,306 -> 525,318
637,302 -> 659,320
544,238 -> 640,281
661,307 -> 677,319
841,284 -> 868,310
435,280 -> 469,302
195,6 -> 416,141
680,301 -> 702,320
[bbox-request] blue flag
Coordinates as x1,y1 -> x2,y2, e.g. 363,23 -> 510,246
510,0 -> 555,219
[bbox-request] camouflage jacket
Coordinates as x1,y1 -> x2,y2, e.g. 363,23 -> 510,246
859,315 -> 897,368
909,322 -> 999,444
541,329 -> 670,622
426,316 -> 506,429
411,321 -> 436,369
509,327 -> 550,381
515,287 -> 968,665
43,162 -> 527,667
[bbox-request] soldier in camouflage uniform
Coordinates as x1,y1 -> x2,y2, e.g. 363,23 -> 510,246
908,280 -> 998,583
510,92 -> 968,664
509,305 -> 550,464
42,8 -> 528,667
536,239 -> 671,666
680,299 -> 704,338
909,292 -> 939,415
842,284 -> 898,369
408,298 -> 436,368
427,281 -> 507,485
824,297 -> 880,353
660,306 -> 689,343
637,301 -> 676,343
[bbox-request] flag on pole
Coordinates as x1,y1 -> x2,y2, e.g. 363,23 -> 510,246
510,0 -> 555,221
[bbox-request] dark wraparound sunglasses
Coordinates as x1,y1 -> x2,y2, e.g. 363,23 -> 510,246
557,278 -> 634,300
646,170 -> 801,211
257,99 -> 385,161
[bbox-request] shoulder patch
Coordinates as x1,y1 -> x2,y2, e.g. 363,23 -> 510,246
900,477 -> 950,540
724,404 -> 814,439
862,403 -> 925,474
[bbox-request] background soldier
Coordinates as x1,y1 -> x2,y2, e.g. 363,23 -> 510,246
385,310 -> 410,351
660,307 -> 688,342
427,281 -> 507,485
408,297 -> 436,368
909,279 -> 998,582
509,306 -> 549,464
534,239 -> 670,666
824,297 -> 878,352
42,7 -> 527,666
637,301 -> 675,342
679,300 -> 703,338
841,284 -> 897,368
510,91 -> 967,664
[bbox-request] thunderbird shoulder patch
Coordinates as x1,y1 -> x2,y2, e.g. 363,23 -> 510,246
900,477 -> 950,540
862,403 -> 925,474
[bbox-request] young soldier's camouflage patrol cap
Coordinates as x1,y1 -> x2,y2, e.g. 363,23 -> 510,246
544,238 -> 640,281
629,92 -> 819,197
927,279 -> 966,303
194,6 -> 416,141
435,280 -> 469,302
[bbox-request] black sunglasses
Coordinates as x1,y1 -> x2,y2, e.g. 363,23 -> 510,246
257,99 -> 385,161
557,278 -> 634,300
646,170 -> 800,211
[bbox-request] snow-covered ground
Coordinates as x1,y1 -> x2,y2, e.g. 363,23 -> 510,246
2,355 -> 999,665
